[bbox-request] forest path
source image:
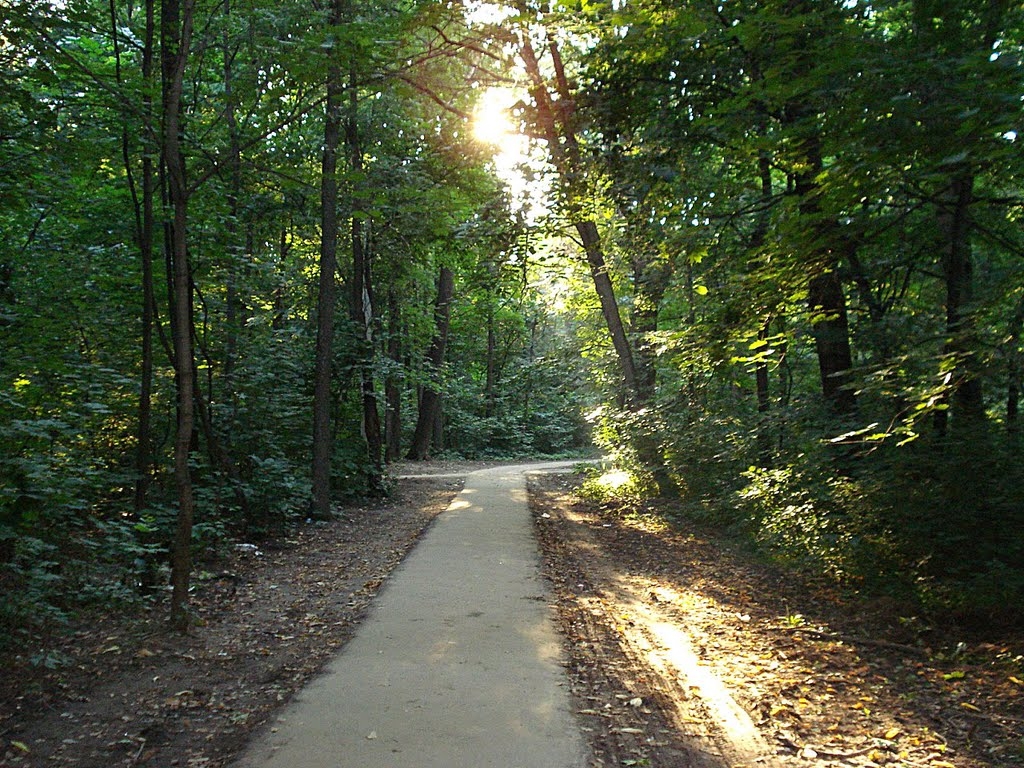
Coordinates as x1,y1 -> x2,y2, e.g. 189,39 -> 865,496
233,461 -> 589,768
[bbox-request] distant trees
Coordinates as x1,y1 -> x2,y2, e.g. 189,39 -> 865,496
0,0 -> 594,639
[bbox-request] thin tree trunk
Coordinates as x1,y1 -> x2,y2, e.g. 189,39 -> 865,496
222,0 -> 242,418
162,0 -> 197,631
485,303 -> 497,419
116,0 -> 158,514
1007,296 -> 1024,432
346,71 -> 383,489
310,2 -> 344,519
630,252 -> 669,401
517,34 -> 640,398
407,266 -> 454,460
517,24 -> 675,492
935,174 -> 983,434
384,287 -> 402,462
753,152 -> 773,423
190,356 -> 249,517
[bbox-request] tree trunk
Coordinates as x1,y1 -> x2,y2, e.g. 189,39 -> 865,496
630,253 -> 670,401
1007,295 -> 1024,433
310,6 -> 344,519
384,287 -> 402,462
118,0 -> 157,515
162,0 -> 197,632
517,34 -> 640,399
794,137 -> 856,415
346,72 -> 384,490
407,266 -> 454,460
222,0 -> 242,421
517,26 -> 673,492
752,152 -> 773,419
485,303 -> 497,419
935,174 -> 983,435
575,221 -> 641,396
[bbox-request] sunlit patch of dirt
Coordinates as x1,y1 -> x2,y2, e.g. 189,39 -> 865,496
530,473 -> 1024,768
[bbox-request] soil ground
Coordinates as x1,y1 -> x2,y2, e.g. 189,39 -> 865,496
529,472 -> 1024,768
2,462 -> 1023,768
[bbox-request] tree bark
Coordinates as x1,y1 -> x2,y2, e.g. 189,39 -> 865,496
1007,295 -> 1024,432
310,4 -> 344,519
407,266 -> 454,460
222,0 -> 242,419
384,287 -> 402,462
516,25 -> 678,492
517,33 -> 640,398
484,299 -> 497,419
346,71 -> 384,490
162,0 -> 197,631
793,136 -> 856,415
934,174 -> 983,435
117,0 -> 158,515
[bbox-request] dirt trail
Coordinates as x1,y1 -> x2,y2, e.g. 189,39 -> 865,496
530,473 -> 1024,768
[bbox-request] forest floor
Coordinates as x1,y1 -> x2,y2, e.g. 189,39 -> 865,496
1,462 -> 1022,768
530,473 -> 1024,768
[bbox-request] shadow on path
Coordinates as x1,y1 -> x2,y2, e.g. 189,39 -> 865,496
233,462 -> 589,768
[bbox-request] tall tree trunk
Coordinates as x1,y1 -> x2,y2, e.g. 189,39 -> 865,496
116,0 -> 158,514
484,302 -> 497,419
384,287 -> 402,462
222,0 -> 242,422
162,0 -> 197,631
310,3 -> 344,519
517,34 -> 639,398
794,137 -> 856,415
407,266 -> 454,460
1007,295 -> 1024,433
753,153 -> 774,422
630,253 -> 669,401
346,71 -> 383,490
517,26 -> 674,492
934,174 -> 983,436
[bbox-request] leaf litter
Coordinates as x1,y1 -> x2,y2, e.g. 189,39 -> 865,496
529,473 -> 1024,768
0,472 -> 462,767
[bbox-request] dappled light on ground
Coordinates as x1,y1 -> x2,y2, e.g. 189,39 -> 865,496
530,473 -> 1024,768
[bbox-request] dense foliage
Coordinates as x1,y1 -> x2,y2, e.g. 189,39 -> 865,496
2,0 -> 1023,647
0,0 -> 592,643
554,0 -> 1024,624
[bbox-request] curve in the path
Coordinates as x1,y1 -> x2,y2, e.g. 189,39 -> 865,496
234,462 -> 589,768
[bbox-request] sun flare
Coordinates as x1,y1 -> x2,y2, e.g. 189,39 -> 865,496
472,87 -> 518,149
471,86 -> 550,222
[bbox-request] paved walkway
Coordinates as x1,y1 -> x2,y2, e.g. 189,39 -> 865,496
234,462 -> 588,768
